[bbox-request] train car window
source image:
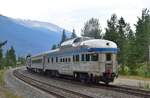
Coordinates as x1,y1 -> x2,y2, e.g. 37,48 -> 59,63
60,58 -> 62,62
73,55 -> 75,62
51,58 -> 53,63
63,58 -> 65,62
76,55 -> 79,62
86,54 -> 90,61
81,54 -> 85,61
91,53 -> 98,61
56,57 -> 58,63
32,59 -> 42,63
68,58 -> 71,62
106,53 -> 111,61
65,58 -> 67,62
47,58 -> 50,63
73,38 -> 81,43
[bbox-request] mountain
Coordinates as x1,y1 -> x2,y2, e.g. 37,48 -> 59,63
0,15 -> 72,56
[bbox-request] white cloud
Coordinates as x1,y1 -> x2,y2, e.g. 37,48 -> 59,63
0,0 -> 149,35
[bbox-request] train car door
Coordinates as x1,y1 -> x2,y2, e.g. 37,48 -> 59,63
105,53 -> 113,73
42,56 -> 45,71
26,56 -> 31,67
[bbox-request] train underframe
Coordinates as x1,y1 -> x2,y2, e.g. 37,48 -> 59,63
26,67 -> 117,85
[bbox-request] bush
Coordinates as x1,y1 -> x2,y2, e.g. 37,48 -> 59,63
136,63 -> 150,78
119,65 -> 131,75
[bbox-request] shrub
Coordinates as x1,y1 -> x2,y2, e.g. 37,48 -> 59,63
136,63 -> 150,78
119,65 -> 131,75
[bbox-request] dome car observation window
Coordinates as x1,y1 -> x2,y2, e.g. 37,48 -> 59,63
73,38 -> 81,43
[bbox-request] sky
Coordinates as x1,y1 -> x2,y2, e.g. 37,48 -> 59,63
0,0 -> 149,36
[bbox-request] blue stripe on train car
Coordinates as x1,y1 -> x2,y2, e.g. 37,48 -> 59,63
48,48 -> 118,57
87,48 -> 118,52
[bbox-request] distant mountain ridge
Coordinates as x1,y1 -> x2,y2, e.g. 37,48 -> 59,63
0,15 -> 71,56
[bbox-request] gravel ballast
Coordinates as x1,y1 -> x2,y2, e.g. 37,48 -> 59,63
4,68 -> 56,98
21,68 -> 142,98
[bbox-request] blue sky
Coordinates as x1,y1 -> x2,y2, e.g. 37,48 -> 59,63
0,0 -> 149,36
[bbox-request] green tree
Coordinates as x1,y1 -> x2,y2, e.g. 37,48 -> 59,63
17,56 -> 26,65
81,18 -> 102,39
51,44 -> 57,50
0,40 -> 7,48
134,8 -> 150,63
60,29 -> 67,44
0,41 -> 7,69
71,29 -> 77,39
104,14 -> 118,42
5,46 -> 16,67
104,14 -> 134,65
0,48 -> 3,69
117,17 -> 133,65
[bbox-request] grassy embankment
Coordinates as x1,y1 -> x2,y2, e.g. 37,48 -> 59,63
0,69 -> 21,98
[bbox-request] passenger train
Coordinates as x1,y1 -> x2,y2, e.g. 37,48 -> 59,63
26,37 -> 118,84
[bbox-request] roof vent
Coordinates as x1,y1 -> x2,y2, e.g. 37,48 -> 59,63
106,42 -> 109,46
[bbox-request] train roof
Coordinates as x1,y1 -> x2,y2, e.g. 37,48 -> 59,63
61,37 -> 92,47
31,48 -> 59,58
61,37 -> 117,48
31,37 -> 117,58
80,39 -> 117,48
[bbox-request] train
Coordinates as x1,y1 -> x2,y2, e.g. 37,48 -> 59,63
26,37 -> 118,84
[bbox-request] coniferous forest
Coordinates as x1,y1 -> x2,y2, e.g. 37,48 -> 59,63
1,8 -> 150,78
81,8 -> 150,77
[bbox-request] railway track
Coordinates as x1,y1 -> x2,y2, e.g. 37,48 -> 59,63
13,69 -> 93,98
95,84 -> 150,98
14,69 -> 150,98
59,76 -> 150,98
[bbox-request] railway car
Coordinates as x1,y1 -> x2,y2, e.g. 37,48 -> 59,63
26,37 -> 118,84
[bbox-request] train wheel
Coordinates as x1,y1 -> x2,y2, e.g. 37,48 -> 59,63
73,73 -> 78,81
79,73 -> 89,83
105,82 -> 109,85
55,71 -> 60,77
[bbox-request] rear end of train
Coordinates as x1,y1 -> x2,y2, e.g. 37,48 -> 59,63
99,52 -> 118,84
82,39 -> 118,84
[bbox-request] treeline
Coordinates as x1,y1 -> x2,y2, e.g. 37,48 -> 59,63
51,28 -> 77,50
0,41 -> 17,69
55,8 -> 150,77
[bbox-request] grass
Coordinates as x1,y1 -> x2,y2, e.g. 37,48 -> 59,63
119,75 -> 150,90
119,75 -> 150,81
0,69 -> 22,98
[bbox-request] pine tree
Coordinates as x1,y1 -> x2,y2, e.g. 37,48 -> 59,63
81,18 -> 102,39
104,14 -> 134,65
0,40 -> 7,48
117,17 -> 128,64
60,29 -> 67,44
103,14 -> 119,43
51,44 -> 57,50
71,29 -> 77,39
6,46 -> 16,67
17,56 -> 26,65
0,48 -> 3,68
134,8 -> 150,63
0,41 -> 7,69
